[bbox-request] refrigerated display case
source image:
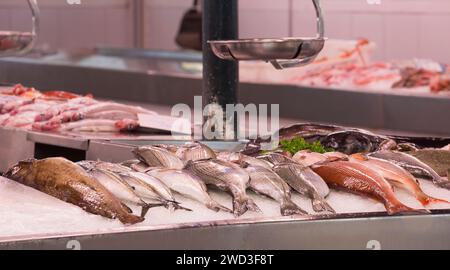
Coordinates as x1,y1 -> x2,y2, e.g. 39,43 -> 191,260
1,0 -> 450,250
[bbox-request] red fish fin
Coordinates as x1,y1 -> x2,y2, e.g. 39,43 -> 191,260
417,192 -> 450,206
350,153 -> 369,161
385,203 -> 429,215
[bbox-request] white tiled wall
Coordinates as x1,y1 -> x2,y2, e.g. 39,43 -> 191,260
0,0 -> 449,63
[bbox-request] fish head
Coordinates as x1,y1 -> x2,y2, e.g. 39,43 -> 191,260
4,159 -> 36,181
131,147 -> 141,159
321,131 -> 374,154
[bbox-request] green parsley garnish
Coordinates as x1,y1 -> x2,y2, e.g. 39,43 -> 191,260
280,137 -> 333,155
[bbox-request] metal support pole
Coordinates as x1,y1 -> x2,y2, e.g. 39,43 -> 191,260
132,0 -> 145,48
202,0 -> 238,140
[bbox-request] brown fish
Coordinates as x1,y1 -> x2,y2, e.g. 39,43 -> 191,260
4,158 -> 144,224
350,153 -> 449,206
409,149 -> 450,177
312,161 -> 426,215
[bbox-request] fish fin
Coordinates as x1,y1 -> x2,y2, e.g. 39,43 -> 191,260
18,158 -> 36,165
184,160 -> 194,170
385,203 -> 430,215
312,197 -> 335,213
350,153 -> 369,161
121,203 -> 133,214
239,161 -> 250,169
206,200 -> 233,213
172,202 -> 192,212
280,199 -> 308,216
140,203 -> 165,217
118,213 -> 144,225
131,148 -> 148,165
232,197 -> 261,217
417,192 -> 450,206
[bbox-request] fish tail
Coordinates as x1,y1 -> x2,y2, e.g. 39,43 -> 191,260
140,202 -> 165,217
171,202 -> 192,212
280,199 -> 308,216
118,213 -> 145,225
232,197 -> 261,217
206,200 -> 233,213
385,202 -> 430,215
312,196 -> 335,213
416,192 -> 450,206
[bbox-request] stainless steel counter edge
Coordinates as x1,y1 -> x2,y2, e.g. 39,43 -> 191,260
1,213 -> 450,249
26,131 -> 90,150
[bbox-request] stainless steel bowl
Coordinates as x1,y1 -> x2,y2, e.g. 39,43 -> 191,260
0,31 -> 35,56
0,0 -> 39,57
209,37 -> 325,61
208,0 -> 325,69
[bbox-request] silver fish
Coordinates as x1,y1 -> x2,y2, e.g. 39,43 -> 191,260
217,151 -> 273,170
257,153 -> 294,166
147,168 -> 231,213
120,171 -> 191,211
78,160 -> 132,174
369,150 -> 450,189
118,159 -> 150,173
133,146 -> 184,169
79,161 -> 188,210
87,168 -> 157,217
272,162 -> 334,213
120,159 -> 142,167
245,165 -> 308,216
184,159 -> 261,217
176,142 -> 217,162
77,161 -> 163,216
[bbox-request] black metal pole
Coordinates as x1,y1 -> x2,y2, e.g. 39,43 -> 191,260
202,0 -> 238,140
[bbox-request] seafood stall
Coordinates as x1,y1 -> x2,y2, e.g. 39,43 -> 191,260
2,0 -> 450,250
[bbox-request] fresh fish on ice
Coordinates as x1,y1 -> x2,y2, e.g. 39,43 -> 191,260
77,161 -> 157,217
369,150 -> 450,189
120,171 -> 191,211
245,165 -> 308,216
313,161 -> 428,215
272,162 -> 334,213
349,153 -> 450,206
147,168 -> 231,213
175,142 -> 217,162
184,159 -> 261,217
133,145 -> 184,169
4,158 -> 144,224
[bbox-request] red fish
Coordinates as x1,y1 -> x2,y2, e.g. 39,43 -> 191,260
313,161 -> 427,215
350,153 -> 450,206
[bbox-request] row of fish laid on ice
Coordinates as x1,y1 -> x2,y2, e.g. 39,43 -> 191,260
0,84 -> 156,132
4,138 -> 450,225
130,141 -> 450,216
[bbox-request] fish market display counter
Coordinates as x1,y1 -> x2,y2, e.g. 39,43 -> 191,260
3,138 -> 450,250
2,172 -> 450,250
1,50 -> 450,136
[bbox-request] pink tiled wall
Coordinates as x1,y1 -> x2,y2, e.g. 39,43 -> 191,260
0,0 -> 133,49
0,0 -> 449,63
